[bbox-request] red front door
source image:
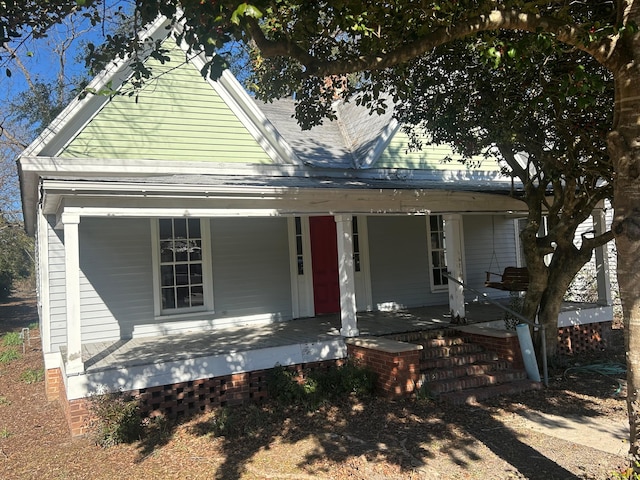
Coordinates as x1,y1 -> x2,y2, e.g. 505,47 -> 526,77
309,216 -> 340,315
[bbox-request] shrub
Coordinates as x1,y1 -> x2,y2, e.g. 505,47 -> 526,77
2,332 -> 22,347
87,392 -> 142,447
268,361 -> 376,410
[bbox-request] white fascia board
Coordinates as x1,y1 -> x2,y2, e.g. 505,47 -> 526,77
21,16 -> 172,159
359,119 -> 400,169
169,21 -> 301,167
20,155 -> 519,186
197,58 -> 302,166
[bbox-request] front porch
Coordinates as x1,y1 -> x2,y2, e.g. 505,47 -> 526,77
49,300 -> 612,436
64,299 -> 611,377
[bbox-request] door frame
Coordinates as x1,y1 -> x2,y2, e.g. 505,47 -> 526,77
288,215 -> 372,318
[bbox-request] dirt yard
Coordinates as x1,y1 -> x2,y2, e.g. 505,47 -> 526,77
0,291 -> 630,479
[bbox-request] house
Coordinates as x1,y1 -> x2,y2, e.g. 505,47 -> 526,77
18,17 -> 614,435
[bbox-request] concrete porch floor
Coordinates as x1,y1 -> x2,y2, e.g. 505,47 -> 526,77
76,300 -> 599,373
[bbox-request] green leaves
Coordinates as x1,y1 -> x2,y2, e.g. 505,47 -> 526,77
230,3 -> 263,25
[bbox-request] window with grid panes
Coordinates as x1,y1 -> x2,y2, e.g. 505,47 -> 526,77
427,215 -> 448,289
159,218 -> 204,311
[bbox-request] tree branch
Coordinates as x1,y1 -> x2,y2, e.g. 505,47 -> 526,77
250,10 -> 619,76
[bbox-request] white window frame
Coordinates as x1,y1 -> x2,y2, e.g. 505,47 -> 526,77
151,218 -> 214,317
427,214 -> 449,292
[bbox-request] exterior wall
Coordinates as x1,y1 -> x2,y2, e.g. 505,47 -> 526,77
367,215 -> 448,309
210,217 -> 292,321
47,215 -> 67,351
60,44 -> 273,164
376,129 -> 502,172
463,214 -> 519,299
79,217 -> 154,341
48,216 -> 294,349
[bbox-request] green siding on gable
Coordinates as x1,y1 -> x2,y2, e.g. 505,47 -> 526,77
377,129 -> 501,172
60,46 -> 274,163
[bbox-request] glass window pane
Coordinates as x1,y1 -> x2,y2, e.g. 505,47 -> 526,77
176,287 -> 190,308
430,216 -> 439,231
162,287 -> 175,310
189,240 -> 202,261
190,264 -> 203,284
174,240 -> 188,262
174,218 -> 187,239
175,264 -> 189,285
190,286 -> 204,307
159,219 -> 173,240
188,218 -> 201,238
295,217 -> 302,235
434,269 -> 442,285
160,240 -> 174,263
161,265 -> 174,287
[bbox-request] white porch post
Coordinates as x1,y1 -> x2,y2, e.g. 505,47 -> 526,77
335,215 -> 359,337
62,212 -> 84,374
593,209 -> 612,306
443,214 -> 466,322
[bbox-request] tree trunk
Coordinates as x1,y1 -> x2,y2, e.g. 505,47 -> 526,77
537,247 -> 593,357
608,8 -> 640,463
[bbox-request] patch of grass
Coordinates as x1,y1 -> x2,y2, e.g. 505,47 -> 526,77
87,392 -> 142,448
0,396 -> 10,406
0,427 -> 11,439
2,331 -> 22,347
19,368 -> 43,384
0,348 -> 20,364
28,322 -> 39,330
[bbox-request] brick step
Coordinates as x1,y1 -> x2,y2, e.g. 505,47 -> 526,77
384,329 -> 458,343
418,336 -> 471,348
420,343 -> 484,359
437,379 -> 543,406
421,360 -> 512,382
421,369 -> 528,395
420,351 -> 499,369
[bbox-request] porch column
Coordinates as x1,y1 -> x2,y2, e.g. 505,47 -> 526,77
62,212 -> 84,374
335,215 -> 359,337
593,209 -> 612,306
443,214 -> 466,322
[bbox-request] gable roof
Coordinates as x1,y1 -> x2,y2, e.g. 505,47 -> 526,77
22,18 -> 298,167
18,15 -> 520,235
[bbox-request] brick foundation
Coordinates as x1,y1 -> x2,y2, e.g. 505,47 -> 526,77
45,367 -> 62,401
557,321 -> 612,355
346,337 -> 422,397
51,360 -> 342,437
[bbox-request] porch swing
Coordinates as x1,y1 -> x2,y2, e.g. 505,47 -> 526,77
484,218 -> 529,291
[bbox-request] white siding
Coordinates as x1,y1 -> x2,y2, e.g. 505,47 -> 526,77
47,216 -> 67,351
463,215 -> 519,299
79,218 -> 154,342
211,217 -> 292,320
367,216 -> 448,308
